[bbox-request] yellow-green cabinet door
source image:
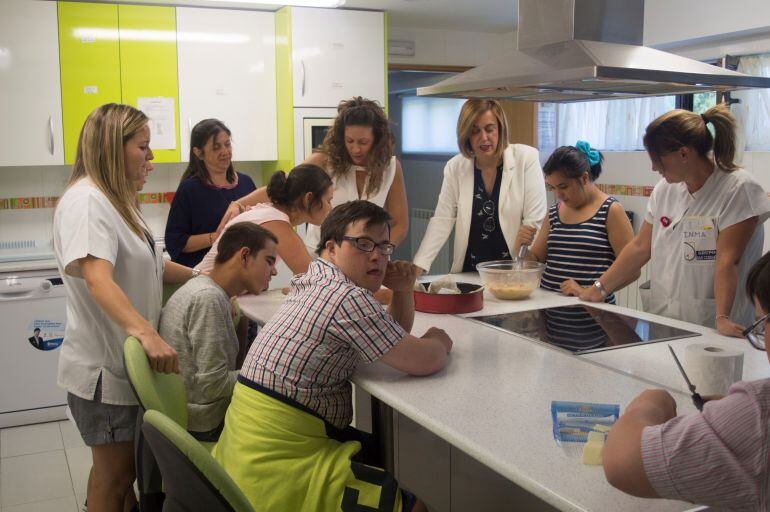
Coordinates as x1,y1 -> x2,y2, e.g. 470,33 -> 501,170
119,5 -> 180,163
58,2 -> 122,164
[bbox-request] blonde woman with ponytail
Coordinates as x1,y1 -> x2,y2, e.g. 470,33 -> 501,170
54,104 -> 195,511
581,104 -> 770,335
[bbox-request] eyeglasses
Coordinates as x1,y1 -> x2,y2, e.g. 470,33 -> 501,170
342,236 -> 395,255
742,313 -> 768,351
482,200 -> 496,232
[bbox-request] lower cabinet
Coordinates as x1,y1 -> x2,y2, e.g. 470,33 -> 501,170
395,412 -> 558,512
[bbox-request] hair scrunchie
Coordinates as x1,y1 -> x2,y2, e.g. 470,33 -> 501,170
575,140 -> 601,167
701,113 -> 710,125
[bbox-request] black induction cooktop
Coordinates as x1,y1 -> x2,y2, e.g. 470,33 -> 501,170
469,305 -> 701,354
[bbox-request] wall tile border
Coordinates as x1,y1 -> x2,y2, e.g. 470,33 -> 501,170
0,192 -> 176,210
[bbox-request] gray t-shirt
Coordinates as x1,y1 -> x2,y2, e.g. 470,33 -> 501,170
159,275 -> 238,432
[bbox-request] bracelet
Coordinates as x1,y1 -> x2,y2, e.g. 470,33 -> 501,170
593,280 -> 609,298
232,201 -> 245,214
191,268 -> 201,278
716,314 -> 730,320
208,232 -> 214,245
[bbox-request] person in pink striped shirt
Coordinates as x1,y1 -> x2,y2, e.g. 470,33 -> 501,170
603,251 -> 770,510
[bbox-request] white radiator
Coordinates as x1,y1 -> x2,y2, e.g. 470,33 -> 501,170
410,208 -> 453,275
614,263 -> 649,312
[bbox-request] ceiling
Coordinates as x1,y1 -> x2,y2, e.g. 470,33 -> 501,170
112,0 -> 519,33
344,0 -> 517,33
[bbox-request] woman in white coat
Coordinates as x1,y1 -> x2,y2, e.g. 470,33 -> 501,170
580,104 -> 770,336
414,99 -> 547,275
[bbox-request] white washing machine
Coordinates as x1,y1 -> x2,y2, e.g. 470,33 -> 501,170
0,270 -> 68,427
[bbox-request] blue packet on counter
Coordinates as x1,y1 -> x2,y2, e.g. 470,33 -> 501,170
551,401 -> 620,444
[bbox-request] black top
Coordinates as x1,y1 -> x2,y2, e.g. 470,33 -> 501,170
164,173 -> 256,267
462,163 -> 510,272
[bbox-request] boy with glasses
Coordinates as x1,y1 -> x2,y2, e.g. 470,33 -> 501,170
213,200 -> 452,512
602,251 -> 770,510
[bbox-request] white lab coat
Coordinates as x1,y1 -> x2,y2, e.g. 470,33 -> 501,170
413,144 -> 547,273
642,168 -> 770,328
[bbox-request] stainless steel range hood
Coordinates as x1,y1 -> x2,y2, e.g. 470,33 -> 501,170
417,0 -> 770,102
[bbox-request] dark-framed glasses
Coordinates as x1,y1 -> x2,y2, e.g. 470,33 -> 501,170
742,313 -> 768,351
342,236 -> 395,255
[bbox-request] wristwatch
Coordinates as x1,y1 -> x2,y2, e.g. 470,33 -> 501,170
593,280 -> 609,298
191,268 -> 202,278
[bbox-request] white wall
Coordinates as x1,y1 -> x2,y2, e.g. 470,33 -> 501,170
644,0 -> 770,47
388,26 -> 516,67
644,0 -> 770,60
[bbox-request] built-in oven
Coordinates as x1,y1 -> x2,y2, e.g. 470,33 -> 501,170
304,118 -> 334,158
293,107 -> 337,166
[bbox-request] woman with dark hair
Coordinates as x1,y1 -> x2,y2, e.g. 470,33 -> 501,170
527,141 -> 635,302
196,164 -> 333,277
580,104 -> 770,334
219,97 -> 408,251
165,119 -> 257,267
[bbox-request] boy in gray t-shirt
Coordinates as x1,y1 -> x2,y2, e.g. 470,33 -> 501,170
159,222 -> 277,440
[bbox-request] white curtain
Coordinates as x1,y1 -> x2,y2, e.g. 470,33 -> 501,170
733,54 -> 770,151
556,96 -> 675,150
401,96 -> 465,154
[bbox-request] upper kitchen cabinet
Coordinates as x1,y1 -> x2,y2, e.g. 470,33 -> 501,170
58,2 -> 122,165
119,5 -> 181,163
0,0 -> 64,166
291,8 -> 385,108
177,7 -> 277,162
59,3 -> 181,164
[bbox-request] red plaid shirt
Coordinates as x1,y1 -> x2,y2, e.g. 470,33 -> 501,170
240,259 -> 406,429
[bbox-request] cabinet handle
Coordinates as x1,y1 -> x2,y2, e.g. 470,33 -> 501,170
48,116 -> 54,155
301,59 -> 306,97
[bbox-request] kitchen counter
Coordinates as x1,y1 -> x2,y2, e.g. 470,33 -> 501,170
238,275 -> 766,512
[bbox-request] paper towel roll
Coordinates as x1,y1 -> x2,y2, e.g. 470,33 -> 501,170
682,343 -> 744,396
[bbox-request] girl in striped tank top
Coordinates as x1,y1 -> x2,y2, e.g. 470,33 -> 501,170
528,142 -> 636,303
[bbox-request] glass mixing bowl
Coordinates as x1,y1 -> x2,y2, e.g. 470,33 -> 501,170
476,259 -> 546,300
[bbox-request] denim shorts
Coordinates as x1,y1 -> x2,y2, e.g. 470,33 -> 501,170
67,376 -> 139,446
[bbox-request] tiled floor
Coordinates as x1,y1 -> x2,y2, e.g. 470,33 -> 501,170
0,421 -> 89,512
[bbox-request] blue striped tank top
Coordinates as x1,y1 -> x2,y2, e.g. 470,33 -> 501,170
540,197 -> 618,304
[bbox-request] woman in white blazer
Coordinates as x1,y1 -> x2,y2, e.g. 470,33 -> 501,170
414,99 -> 547,274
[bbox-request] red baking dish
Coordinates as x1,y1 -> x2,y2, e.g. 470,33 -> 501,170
414,282 -> 484,314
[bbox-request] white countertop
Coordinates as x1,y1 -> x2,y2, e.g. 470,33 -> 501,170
238,274 -> 766,512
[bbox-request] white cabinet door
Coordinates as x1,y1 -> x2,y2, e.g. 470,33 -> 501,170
177,8 -> 277,162
292,8 -> 385,108
0,0 -> 64,166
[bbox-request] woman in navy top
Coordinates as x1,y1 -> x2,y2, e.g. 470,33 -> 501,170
165,119 -> 256,267
527,142 -> 636,303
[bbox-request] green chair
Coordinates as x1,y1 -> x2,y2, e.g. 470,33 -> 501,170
142,409 -> 255,512
124,336 -> 188,426
124,336 -> 190,512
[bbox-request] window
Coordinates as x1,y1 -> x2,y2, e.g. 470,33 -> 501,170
693,92 -> 717,114
732,54 -> 770,151
543,96 -> 676,152
401,96 -> 465,154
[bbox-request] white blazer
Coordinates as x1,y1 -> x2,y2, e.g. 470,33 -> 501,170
413,144 -> 547,273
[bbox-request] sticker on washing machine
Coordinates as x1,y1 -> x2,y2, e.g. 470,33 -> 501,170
26,319 -> 65,351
